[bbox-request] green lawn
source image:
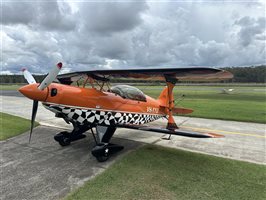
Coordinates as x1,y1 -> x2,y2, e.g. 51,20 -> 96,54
139,86 -> 266,123
0,112 -> 38,140
66,145 -> 266,200
0,84 -> 24,90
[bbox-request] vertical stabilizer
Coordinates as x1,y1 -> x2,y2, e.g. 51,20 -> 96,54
166,82 -> 178,130
157,82 -> 178,130
158,87 -> 169,107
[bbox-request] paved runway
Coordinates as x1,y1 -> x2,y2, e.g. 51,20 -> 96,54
0,126 -> 141,200
1,90 -> 24,97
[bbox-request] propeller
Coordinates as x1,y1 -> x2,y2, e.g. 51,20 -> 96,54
22,68 -> 36,84
29,100 -> 38,142
38,62 -> 62,90
22,63 -> 63,142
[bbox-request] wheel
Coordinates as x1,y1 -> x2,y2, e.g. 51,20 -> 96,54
96,155 -> 109,162
54,131 -> 71,146
91,144 -> 110,162
54,131 -> 69,142
58,137 -> 71,146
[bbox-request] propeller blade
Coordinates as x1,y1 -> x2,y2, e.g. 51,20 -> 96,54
38,62 -> 62,90
29,100 -> 39,143
22,68 -> 36,84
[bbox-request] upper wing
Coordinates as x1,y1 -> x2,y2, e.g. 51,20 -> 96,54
57,67 -> 233,84
116,124 -> 224,138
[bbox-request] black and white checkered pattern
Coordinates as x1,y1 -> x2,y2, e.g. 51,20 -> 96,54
43,104 -> 163,126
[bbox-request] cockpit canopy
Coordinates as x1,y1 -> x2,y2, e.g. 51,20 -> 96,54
110,85 -> 147,102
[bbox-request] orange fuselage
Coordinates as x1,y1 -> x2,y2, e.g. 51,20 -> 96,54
19,83 -> 166,126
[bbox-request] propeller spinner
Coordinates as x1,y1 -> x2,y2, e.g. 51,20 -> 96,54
19,62 -> 63,142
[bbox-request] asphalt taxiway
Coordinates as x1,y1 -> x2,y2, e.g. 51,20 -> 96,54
1,126 -> 141,200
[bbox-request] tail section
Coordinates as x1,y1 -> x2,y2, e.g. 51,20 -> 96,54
158,87 -> 171,108
172,107 -> 193,115
157,85 -> 193,130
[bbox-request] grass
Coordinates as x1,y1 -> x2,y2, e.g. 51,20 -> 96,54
66,145 -> 266,200
0,112 -> 38,140
0,84 -> 24,90
139,86 -> 266,123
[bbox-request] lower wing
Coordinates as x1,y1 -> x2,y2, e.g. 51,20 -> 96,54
116,124 -> 224,138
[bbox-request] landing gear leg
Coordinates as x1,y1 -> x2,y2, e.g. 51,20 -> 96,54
54,122 -> 89,146
91,126 -> 124,162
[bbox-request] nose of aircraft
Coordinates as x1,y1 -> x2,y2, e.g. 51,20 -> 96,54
19,84 -> 48,101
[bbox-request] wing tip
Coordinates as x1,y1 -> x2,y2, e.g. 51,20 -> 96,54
206,133 -> 225,138
220,70 -> 234,80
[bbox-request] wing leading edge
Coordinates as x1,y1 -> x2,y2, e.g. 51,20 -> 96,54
57,67 -> 233,84
116,124 -> 224,138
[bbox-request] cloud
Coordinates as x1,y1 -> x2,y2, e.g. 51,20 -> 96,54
2,0 -> 76,31
198,41 -> 230,66
1,0 -> 265,74
79,1 -> 148,34
2,2 -> 35,25
235,16 -> 266,46
94,34 -> 133,60
36,1 -> 76,31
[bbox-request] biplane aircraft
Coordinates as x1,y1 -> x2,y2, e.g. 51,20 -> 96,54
19,63 -> 233,162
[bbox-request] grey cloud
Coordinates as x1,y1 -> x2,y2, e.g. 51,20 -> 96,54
1,0 -> 76,31
235,16 -> 266,46
198,41 -> 230,66
1,1 -> 266,74
54,32 -> 106,66
236,16 -> 255,26
36,1 -> 76,31
80,1 -> 148,34
2,26 -> 63,74
171,36 -> 202,66
94,34 -> 133,60
2,2 -> 35,25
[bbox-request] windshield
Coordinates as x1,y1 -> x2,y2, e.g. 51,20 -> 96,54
111,85 -> 147,102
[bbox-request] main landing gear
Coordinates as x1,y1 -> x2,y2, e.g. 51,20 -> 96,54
91,143 -> 124,162
53,122 -> 124,162
91,126 -> 124,162
54,131 -> 86,146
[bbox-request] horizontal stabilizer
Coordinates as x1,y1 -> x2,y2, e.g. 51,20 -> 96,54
117,124 -> 224,138
172,107 -> 193,115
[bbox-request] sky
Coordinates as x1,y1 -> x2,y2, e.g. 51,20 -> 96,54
1,0 -> 265,74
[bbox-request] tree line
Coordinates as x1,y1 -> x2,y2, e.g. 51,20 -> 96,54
223,65 -> 265,83
0,65 -> 265,84
0,74 -> 45,84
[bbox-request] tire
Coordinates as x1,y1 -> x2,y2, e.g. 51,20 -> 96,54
58,137 -> 71,146
54,131 -> 70,142
96,155 -> 109,162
